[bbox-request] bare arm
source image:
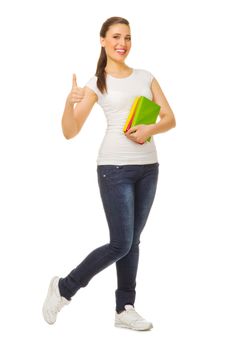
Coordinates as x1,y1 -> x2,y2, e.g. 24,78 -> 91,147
61,99 -> 79,139
125,77 -> 176,143
61,74 -> 98,139
149,77 -> 176,135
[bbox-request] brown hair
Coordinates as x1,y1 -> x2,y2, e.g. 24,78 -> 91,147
95,17 -> 130,94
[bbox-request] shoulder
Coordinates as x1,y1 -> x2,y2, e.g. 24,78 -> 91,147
85,75 -> 98,86
84,75 -> 101,100
134,68 -> 155,83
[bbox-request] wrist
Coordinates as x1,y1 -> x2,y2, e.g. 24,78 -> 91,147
65,98 -> 74,109
148,123 -> 157,136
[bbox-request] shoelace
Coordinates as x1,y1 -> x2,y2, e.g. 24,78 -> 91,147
123,308 -> 145,323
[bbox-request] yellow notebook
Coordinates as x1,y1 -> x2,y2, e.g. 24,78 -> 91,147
123,96 -> 161,144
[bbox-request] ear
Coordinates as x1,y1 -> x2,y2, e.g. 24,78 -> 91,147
100,37 -> 105,48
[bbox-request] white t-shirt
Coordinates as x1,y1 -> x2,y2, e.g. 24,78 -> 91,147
85,68 -> 158,165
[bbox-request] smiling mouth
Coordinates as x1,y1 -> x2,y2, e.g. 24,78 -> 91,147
115,49 -> 127,55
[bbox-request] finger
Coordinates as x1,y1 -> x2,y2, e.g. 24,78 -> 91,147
127,129 -> 136,135
126,126 -> 137,134
71,92 -> 84,99
72,73 -> 78,88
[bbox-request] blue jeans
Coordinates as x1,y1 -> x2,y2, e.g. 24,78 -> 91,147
59,162 -> 159,312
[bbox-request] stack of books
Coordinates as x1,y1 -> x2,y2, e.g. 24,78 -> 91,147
123,96 -> 161,144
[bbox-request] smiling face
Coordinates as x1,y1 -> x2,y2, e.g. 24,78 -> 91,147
100,23 -> 132,63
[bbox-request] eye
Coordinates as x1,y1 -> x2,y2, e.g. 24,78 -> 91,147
113,36 -> 131,40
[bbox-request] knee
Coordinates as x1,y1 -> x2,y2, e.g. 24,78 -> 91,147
109,240 -> 132,259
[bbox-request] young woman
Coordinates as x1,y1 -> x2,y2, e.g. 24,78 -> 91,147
42,16 -> 176,331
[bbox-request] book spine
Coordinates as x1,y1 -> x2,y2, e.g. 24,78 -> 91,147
123,97 -> 140,132
131,98 -> 143,127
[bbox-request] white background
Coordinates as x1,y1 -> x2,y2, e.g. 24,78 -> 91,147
0,0 -> 231,349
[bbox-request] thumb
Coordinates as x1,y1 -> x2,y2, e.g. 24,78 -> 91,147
127,126 -> 137,134
72,73 -> 78,88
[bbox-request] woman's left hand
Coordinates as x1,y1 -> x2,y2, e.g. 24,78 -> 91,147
125,124 -> 153,144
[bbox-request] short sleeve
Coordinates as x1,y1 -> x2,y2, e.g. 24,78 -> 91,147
84,76 -> 101,102
147,70 -> 155,86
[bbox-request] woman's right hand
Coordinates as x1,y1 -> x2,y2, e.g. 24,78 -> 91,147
67,73 -> 85,107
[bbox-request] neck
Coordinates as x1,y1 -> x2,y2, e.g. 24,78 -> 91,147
105,58 -> 129,73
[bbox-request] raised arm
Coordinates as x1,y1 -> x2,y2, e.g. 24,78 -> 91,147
61,74 -> 98,139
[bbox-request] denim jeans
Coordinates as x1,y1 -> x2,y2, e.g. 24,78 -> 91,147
59,162 -> 159,312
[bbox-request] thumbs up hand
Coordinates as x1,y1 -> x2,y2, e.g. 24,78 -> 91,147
67,73 -> 85,106
72,73 -> 78,88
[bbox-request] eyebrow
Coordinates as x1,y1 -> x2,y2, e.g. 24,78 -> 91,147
113,33 -> 131,36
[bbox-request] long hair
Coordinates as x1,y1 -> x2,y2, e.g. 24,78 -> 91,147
95,17 -> 130,94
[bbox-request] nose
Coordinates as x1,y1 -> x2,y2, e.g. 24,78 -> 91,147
119,37 -> 127,46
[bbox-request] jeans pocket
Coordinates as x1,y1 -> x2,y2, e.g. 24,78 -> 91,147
98,165 -> 124,178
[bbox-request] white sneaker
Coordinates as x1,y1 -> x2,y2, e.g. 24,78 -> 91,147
115,305 -> 153,331
42,276 -> 70,324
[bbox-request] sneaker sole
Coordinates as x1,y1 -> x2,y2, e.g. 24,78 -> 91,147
42,276 -> 59,325
114,321 -> 153,331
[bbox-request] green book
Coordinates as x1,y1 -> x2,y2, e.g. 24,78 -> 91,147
123,96 -> 161,144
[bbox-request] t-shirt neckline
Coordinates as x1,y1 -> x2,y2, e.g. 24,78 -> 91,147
107,68 -> 135,80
